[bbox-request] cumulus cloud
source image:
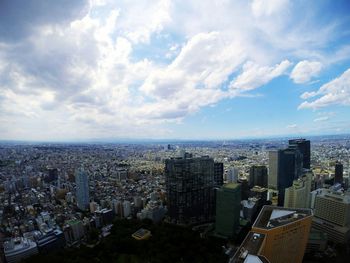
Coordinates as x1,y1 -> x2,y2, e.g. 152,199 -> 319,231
230,60 -> 291,91
290,60 -> 323,84
299,68 -> 350,109
0,0 -> 347,139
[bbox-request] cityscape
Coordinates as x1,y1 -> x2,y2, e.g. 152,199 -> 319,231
0,136 -> 349,262
1,0 -> 350,263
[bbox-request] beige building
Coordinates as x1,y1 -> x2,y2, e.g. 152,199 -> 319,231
284,172 -> 312,209
312,190 -> 350,244
314,191 -> 350,227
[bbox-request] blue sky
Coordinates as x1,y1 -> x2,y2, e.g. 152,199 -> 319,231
0,0 -> 349,141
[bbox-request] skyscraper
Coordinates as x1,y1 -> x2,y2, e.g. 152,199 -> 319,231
215,183 -> 241,237
288,139 -> 310,169
249,165 -> 268,188
269,148 -> 303,206
165,154 -> 219,224
250,205 -> 313,263
214,162 -> 224,186
335,161 -> 344,184
284,171 -> 313,209
75,168 -> 89,211
268,151 -> 279,190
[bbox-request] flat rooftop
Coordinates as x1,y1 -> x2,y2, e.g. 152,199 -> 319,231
224,183 -> 240,190
253,205 -> 312,229
230,232 -> 269,263
132,228 -> 151,240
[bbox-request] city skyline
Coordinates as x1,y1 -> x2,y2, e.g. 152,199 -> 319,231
0,0 -> 350,141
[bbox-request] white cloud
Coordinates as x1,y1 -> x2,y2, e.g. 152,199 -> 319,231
290,60 -> 323,84
0,0 -> 347,140
286,124 -> 297,129
313,116 -> 329,122
299,68 -> 350,109
251,0 -> 290,17
230,60 -> 291,92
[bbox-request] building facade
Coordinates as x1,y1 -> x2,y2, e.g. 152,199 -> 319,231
269,149 -> 303,206
215,183 -> 241,237
249,165 -> 268,188
251,205 -> 313,263
284,171 -> 313,209
165,154 -> 221,224
288,139 -> 311,169
75,168 -> 90,211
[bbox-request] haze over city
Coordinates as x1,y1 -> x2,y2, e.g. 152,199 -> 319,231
0,0 -> 350,141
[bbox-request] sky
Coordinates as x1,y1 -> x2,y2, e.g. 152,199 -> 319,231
0,0 -> 350,141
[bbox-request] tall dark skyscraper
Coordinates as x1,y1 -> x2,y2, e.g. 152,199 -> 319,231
288,138 -> 311,169
214,162 -> 224,186
269,148 -> 303,206
165,154 -> 222,224
249,165 -> 268,188
335,161 -> 344,184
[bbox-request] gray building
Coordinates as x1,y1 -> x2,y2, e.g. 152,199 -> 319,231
75,168 -> 90,211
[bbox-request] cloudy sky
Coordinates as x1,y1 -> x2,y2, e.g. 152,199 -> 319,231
0,0 -> 350,141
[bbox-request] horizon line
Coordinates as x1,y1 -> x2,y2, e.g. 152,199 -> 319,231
0,133 -> 349,144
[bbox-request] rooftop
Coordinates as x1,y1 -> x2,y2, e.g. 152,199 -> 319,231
131,228 -> 151,240
230,232 -> 269,263
253,205 -> 312,229
224,183 -> 240,190
4,237 -> 37,254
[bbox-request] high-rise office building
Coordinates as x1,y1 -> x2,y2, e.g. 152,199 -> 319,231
335,161 -> 344,184
75,168 -> 90,211
284,171 -> 313,209
215,183 -> 241,237
288,139 -> 311,169
268,151 -> 279,190
214,162 -> 224,186
268,148 -> 303,206
314,191 -> 350,227
165,154 -> 219,224
249,165 -> 268,188
250,205 -> 313,263
312,190 -> 350,243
